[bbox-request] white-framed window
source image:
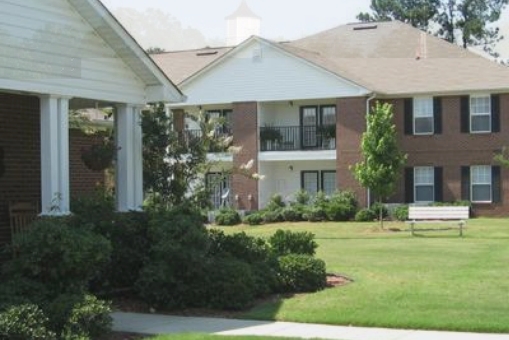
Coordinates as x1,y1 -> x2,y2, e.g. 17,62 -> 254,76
470,95 -> 491,133
321,171 -> 337,196
301,170 -> 336,196
413,97 -> 434,135
471,165 -> 492,203
414,166 -> 434,202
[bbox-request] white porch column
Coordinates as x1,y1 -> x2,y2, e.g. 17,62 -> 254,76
40,95 -> 71,215
115,104 -> 144,211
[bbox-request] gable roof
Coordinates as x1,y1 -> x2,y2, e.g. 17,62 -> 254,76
67,0 -> 185,102
282,21 -> 509,96
151,47 -> 233,85
153,21 -> 509,97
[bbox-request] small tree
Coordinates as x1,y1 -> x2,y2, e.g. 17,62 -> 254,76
494,147 -> 509,167
352,102 -> 407,228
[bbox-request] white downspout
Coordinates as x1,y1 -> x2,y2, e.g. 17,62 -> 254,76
365,93 -> 377,208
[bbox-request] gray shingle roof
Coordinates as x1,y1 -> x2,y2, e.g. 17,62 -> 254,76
152,21 -> 509,95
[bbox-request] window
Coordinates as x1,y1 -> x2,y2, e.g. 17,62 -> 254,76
414,167 -> 434,202
206,173 -> 231,209
471,166 -> 492,203
206,109 -> 232,135
413,97 -> 433,135
321,171 -> 337,196
470,95 -> 491,133
301,170 -> 336,196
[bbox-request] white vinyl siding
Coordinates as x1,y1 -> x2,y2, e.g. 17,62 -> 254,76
0,0 -> 148,103
414,167 -> 434,203
471,166 -> 492,203
181,39 -> 369,105
470,95 -> 491,133
413,97 -> 433,135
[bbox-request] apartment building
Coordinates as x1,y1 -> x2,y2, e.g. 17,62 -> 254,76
153,21 -> 509,216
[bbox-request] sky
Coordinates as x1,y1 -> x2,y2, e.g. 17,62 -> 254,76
101,0 -> 372,44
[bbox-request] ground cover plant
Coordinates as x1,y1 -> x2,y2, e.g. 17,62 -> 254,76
217,219 -> 509,333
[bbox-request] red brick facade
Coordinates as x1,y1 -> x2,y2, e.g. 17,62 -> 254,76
0,93 -> 106,246
232,102 -> 259,210
336,97 -> 368,206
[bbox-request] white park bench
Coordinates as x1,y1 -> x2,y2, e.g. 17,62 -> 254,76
407,206 -> 470,237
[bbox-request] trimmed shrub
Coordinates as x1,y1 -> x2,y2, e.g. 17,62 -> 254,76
204,257 -> 256,310
243,212 -> 264,225
303,206 -> 327,222
86,211 -> 150,293
281,206 -> 305,222
265,194 -> 286,212
392,205 -> 409,221
355,208 -> 377,222
262,209 -> 284,223
268,229 -> 317,256
0,304 -> 56,340
277,254 -> 327,293
59,295 -> 112,339
4,218 -> 111,296
215,208 -> 242,226
325,191 -> 358,221
136,208 -> 210,308
293,189 -> 310,205
370,202 -> 389,220
208,230 -> 278,297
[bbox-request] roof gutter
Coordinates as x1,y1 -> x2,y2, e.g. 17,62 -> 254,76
365,93 -> 377,208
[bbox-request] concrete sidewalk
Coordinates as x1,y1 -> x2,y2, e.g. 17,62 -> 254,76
112,312 -> 509,340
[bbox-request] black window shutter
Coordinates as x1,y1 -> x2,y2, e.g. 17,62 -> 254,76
405,167 -> 414,203
433,97 -> 442,135
461,166 -> 471,201
460,96 -> 470,133
492,166 -> 502,203
404,98 -> 413,135
434,167 -> 443,202
491,94 -> 500,133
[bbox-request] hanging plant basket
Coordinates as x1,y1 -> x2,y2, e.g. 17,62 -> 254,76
81,139 -> 118,171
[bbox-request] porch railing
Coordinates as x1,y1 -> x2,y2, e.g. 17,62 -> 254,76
179,129 -> 232,153
260,125 -> 336,152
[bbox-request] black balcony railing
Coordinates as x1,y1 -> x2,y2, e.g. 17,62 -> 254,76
179,128 -> 232,153
260,125 -> 336,152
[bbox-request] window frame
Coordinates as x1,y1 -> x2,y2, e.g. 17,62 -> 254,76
470,165 -> 492,203
413,97 -> 434,135
321,170 -> 337,196
414,166 -> 435,203
301,170 -> 336,196
470,95 -> 492,134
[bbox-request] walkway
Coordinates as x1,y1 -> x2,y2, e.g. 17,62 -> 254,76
112,312 -> 509,340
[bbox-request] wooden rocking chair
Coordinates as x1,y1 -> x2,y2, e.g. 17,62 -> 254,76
9,201 -> 38,244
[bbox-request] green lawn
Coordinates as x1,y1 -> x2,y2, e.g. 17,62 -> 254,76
215,219 -> 509,333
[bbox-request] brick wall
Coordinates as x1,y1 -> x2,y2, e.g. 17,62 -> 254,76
336,97 -> 368,206
232,102 -> 258,210
390,94 -> 509,216
0,93 -> 107,247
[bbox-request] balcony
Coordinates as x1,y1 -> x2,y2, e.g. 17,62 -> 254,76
179,128 -> 232,153
260,125 -> 336,152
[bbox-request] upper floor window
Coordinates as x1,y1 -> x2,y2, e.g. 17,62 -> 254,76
470,95 -> 491,133
404,97 -> 441,136
413,97 -> 434,135
461,94 -> 500,134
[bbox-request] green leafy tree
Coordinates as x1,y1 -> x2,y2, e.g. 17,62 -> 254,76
357,0 -> 440,30
352,102 -> 407,228
494,147 -> 509,168
358,0 -> 508,56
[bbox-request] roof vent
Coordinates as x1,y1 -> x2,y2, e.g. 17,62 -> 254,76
252,48 -> 262,61
196,51 -> 219,56
353,25 -> 378,31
